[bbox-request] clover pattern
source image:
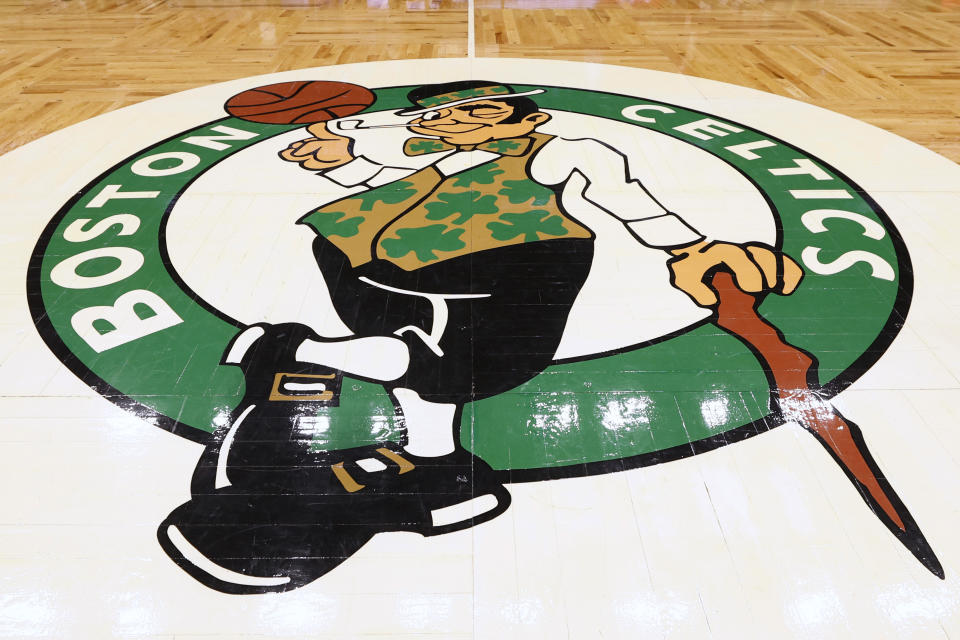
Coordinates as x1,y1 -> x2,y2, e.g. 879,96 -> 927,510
380,224 -> 467,263
407,140 -> 447,155
424,191 -> 500,225
306,210 -> 364,238
498,179 -> 554,206
487,210 -> 570,243
451,163 -> 505,188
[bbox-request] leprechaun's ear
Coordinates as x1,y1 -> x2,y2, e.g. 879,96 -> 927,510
524,112 -> 551,126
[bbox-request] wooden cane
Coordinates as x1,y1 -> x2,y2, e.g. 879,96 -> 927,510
710,271 -> 943,578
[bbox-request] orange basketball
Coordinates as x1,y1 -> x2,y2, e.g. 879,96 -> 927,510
224,81 -> 375,124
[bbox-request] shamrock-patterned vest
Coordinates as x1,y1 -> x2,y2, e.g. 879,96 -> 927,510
301,132 -> 592,271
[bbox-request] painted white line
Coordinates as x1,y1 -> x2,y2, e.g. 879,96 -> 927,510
215,404 -> 256,489
223,325 -> 264,364
467,0 -> 476,59
166,525 -> 291,588
431,493 -> 498,527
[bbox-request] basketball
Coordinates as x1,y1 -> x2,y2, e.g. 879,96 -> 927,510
224,81 -> 376,124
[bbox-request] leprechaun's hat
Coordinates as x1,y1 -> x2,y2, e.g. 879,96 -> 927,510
396,80 -> 545,116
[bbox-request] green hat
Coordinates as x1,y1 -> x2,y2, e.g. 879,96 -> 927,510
397,83 -> 545,116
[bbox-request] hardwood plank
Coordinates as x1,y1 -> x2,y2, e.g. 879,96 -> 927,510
0,0 -> 957,164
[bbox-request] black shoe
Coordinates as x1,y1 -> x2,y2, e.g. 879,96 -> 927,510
191,323 -> 343,493
300,443 -> 513,536
158,445 -> 510,594
209,442 -> 511,535
223,322 -> 343,406
162,324 -> 511,593
157,489 -> 373,595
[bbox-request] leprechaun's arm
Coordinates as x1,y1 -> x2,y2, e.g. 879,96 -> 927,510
532,137 -> 803,307
531,136 -> 703,247
279,122 -> 417,187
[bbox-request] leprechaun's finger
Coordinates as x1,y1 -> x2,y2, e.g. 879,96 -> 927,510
780,255 -> 804,295
669,261 -> 718,307
746,244 -> 778,289
717,246 -> 765,293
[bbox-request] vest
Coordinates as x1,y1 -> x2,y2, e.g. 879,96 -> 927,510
301,132 -> 592,271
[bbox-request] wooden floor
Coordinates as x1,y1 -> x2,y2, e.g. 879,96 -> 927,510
0,0 -> 958,162
4,3 -> 960,637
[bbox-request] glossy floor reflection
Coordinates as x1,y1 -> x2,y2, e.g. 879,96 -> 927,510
2,2 -> 960,639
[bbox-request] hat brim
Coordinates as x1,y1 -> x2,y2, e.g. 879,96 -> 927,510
396,88 -> 546,116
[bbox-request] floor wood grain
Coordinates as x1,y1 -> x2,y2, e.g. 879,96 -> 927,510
0,1 -> 957,161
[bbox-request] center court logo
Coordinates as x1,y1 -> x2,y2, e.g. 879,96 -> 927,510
27,70 -> 941,593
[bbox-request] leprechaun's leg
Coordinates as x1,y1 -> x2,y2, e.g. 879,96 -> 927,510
295,334 -> 409,381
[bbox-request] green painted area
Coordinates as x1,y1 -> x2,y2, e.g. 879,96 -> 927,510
307,378 -> 404,451
487,210 -> 568,242
424,191 -> 499,224
468,325 -> 772,468
39,118 -> 295,432
379,224 -> 466,263
304,210 -> 363,238
73,255 -> 123,278
499,178 -> 553,206
36,85 -> 906,472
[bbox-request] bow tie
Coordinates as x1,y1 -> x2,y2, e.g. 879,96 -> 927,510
403,137 -> 532,157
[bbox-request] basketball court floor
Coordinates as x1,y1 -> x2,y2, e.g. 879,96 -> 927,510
2,2 -> 960,638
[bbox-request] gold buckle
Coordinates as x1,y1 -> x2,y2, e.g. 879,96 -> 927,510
331,462 -> 365,493
330,449 -> 416,493
268,372 -> 336,402
376,448 -> 415,474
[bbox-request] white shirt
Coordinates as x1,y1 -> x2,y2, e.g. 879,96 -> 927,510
321,136 -> 704,249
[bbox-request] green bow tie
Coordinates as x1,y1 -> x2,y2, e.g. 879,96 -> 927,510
403,137 -> 532,157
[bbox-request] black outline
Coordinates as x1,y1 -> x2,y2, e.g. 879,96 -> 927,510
26,82 -> 914,482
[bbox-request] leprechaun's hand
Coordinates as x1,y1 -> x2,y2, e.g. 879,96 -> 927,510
279,122 -> 354,170
668,240 -> 803,307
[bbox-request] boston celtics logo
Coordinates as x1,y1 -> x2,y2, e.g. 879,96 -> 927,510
28,75 -> 941,594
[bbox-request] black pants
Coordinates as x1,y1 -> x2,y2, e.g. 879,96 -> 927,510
313,236 -> 595,403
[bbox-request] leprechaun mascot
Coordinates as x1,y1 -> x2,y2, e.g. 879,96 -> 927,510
158,80 -> 803,593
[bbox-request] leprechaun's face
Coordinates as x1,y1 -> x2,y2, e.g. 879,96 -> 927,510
407,100 -> 550,145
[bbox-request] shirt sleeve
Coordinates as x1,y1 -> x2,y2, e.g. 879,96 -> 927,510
532,137 -> 704,248
321,155 -> 418,188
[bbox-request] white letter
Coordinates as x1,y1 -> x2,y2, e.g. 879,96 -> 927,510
801,247 -> 894,281
131,152 -> 201,177
71,289 -> 184,353
49,247 -> 144,289
770,159 -> 832,181
182,125 -> 259,151
673,118 -> 743,141
86,184 -> 160,208
621,104 -> 675,124
725,140 -> 776,160
63,214 -> 140,242
801,210 -> 886,240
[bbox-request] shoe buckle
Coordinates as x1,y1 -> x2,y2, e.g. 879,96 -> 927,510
330,449 -> 416,493
376,447 -> 415,474
268,372 -> 337,402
